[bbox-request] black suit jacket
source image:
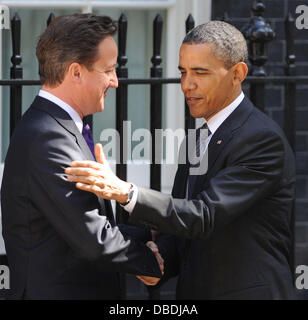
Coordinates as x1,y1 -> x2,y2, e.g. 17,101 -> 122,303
1,96 -> 161,300
129,97 -> 296,299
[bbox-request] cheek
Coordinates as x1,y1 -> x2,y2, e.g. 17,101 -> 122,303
101,75 -> 110,88
200,79 -> 216,97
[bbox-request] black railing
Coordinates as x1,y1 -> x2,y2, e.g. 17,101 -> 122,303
1,0 -> 308,299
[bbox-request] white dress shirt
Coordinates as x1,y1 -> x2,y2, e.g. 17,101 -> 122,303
39,89 -> 83,133
124,91 -> 245,213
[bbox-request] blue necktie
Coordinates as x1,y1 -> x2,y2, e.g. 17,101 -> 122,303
82,123 -> 95,159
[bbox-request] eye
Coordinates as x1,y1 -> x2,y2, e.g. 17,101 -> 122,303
196,71 -> 209,75
179,71 -> 186,76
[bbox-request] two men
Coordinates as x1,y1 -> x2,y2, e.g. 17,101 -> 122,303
67,21 -> 296,299
1,14 -> 163,300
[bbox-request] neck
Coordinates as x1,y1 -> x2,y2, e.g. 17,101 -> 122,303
205,86 -> 242,121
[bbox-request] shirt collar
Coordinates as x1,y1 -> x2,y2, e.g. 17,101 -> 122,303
206,91 -> 244,136
38,89 -> 83,133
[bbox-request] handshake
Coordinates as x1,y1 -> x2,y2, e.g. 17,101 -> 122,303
138,231 -> 164,286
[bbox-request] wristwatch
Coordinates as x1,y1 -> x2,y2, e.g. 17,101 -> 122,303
122,184 -> 134,206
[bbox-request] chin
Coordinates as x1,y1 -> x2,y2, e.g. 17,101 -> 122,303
97,103 -> 105,112
189,109 -> 205,119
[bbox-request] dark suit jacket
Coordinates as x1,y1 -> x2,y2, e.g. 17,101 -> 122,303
129,97 -> 296,300
1,96 -> 161,300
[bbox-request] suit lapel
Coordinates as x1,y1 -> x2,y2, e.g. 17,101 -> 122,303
172,137 -> 190,198
186,97 -> 254,198
32,96 -> 115,222
172,163 -> 189,198
32,96 -> 94,160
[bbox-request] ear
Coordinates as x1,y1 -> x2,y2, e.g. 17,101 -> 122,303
232,62 -> 248,85
68,62 -> 82,84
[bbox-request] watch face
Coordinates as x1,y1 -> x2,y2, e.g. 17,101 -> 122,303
128,188 -> 134,201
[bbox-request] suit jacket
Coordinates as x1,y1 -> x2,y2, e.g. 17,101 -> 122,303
1,96 -> 161,300
129,97 -> 296,300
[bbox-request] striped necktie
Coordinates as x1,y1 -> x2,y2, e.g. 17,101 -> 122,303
187,123 -> 211,199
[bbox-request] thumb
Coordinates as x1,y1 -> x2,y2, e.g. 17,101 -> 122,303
146,241 -> 158,253
95,143 -> 106,165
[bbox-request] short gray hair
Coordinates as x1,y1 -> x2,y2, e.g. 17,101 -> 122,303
183,21 -> 248,69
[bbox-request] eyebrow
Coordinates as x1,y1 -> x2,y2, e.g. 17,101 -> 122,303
107,64 -> 117,69
178,66 -> 211,72
98,64 -> 116,70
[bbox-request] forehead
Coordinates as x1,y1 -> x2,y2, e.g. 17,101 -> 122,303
95,36 -> 118,65
179,43 -> 224,69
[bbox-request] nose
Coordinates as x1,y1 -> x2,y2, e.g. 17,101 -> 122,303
110,70 -> 118,88
181,74 -> 197,92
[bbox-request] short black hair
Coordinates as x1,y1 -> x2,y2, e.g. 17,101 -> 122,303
183,21 -> 248,69
36,13 -> 117,86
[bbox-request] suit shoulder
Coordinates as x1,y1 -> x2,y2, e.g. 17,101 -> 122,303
246,106 -> 284,136
16,106 -> 62,135
231,105 -> 295,171
7,105 -> 76,162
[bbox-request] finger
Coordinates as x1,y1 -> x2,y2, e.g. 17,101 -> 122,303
146,241 -> 158,253
136,276 -> 159,286
155,252 -> 164,266
76,183 -> 112,201
155,253 -> 164,272
95,143 -> 107,165
67,175 -> 104,186
69,160 -> 102,170
75,182 -> 104,194
136,276 -> 151,285
137,275 -> 160,284
65,167 -> 103,178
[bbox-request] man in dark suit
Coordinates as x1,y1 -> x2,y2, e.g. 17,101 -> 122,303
66,21 -> 296,299
0,14 -> 163,300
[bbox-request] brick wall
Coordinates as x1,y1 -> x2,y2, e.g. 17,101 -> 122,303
212,0 -> 308,299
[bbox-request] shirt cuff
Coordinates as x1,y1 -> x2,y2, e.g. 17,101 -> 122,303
121,183 -> 138,213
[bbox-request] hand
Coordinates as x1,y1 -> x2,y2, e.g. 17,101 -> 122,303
136,241 -> 164,286
65,143 -> 131,203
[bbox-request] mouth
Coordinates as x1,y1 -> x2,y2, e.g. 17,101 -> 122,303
186,96 -> 203,105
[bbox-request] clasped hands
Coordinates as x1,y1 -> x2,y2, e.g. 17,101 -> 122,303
65,143 -> 163,286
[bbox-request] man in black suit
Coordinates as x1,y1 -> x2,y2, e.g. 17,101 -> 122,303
1,14 -> 163,300
66,21 -> 296,299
